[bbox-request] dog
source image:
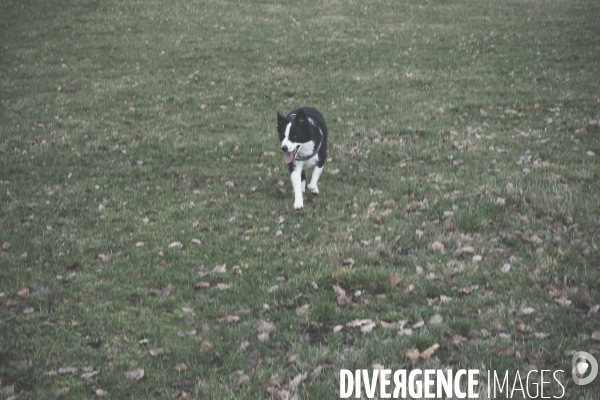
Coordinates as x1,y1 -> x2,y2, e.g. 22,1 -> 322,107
277,107 -> 328,210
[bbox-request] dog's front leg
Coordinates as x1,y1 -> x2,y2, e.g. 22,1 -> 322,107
307,166 -> 323,195
290,170 -> 304,210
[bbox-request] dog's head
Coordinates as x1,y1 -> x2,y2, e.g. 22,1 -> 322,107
277,110 -> 314,164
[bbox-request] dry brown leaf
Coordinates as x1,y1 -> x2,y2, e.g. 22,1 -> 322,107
216,283 -> 230,291
168,241 -> 183,249
289,372 -> 308,389
256,320 -> 277,333
405,348 -> 420,362
457,285 -> 479,294
56,387 -> 70,396
17,288 -> 30,299
194,281 -> 210,289
58,366 -> 77,375
296,304 -> 310,316
429,314 -> 443,326
389,272 -> 401,288
218,315 -> 240,324
106,348 -> 118,360
412,320 -> 425,329
346,319 -> 373,328
439,295 -> 452,303
454,246 -> 475,256
81,369 -> 100,379
333,285 -> 354,308
257,332 -> 269,342
149,348 -> 165,356
228,371 -> 249,390
96,254 -> 111,264
342,258 -> 355,267
201,341 -> 214,350
360,322 -> 376,333
380,321 -> 397,328
212,264 -> 227,273
519,306 -> 535,315
420,343 -> 440,359
123,368 -> 144,380
173,363 -> 187,372
429,241 -> 445,253
159,284 -> 176,299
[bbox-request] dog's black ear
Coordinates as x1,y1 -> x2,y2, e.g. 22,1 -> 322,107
277,112 -> 289,132
294,109 -> 309,130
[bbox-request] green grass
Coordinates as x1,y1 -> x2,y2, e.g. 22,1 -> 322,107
1,0 -> 600,398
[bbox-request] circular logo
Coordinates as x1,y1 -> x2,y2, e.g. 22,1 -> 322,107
572,351 -> 598,386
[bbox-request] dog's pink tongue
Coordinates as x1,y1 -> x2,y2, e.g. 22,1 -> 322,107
284,152 -> 294,164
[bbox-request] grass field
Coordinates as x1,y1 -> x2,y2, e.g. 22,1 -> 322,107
1,0 -> 600,398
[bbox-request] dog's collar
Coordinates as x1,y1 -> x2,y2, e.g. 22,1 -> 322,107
294,127 -> 323,161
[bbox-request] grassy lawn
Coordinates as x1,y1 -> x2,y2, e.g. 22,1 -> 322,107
1,0 -> 599,398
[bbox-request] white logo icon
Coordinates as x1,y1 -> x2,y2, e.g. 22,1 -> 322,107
572,351 -> 598,386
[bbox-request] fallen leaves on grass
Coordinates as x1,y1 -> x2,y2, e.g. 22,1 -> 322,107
56,387 -> 70,396
457,285 -> 479,294
454,246 -> 475,256
80,367 -> 100,379
296,304 -> 310,316
228,371 -> 250,390
333,285 -> 354,308
519,306 -> 535,315
106,348 -> 118,360
346,319 -> 376,333
342,258 -> 355,267
258,332 -> 270,342
58,366 -> 77,375
150,284 -> 176,299
173,363 -> 187,372
96,254 -> 111,264
17,288 -> 29,299
168,241 -> 183,249
149,348 -> 165,356
257,320 -> 277,333
123,368 -> 144,380
389,272 -> 401,287
405,343 -> 440,362
429,241 -> 445,253
218,314 -> 240,324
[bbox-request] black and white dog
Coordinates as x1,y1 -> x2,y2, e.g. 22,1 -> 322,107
277,107 -> 328,210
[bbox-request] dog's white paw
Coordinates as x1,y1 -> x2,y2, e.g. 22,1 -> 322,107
294,201 -> 304,210
307,185 -> 319,195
